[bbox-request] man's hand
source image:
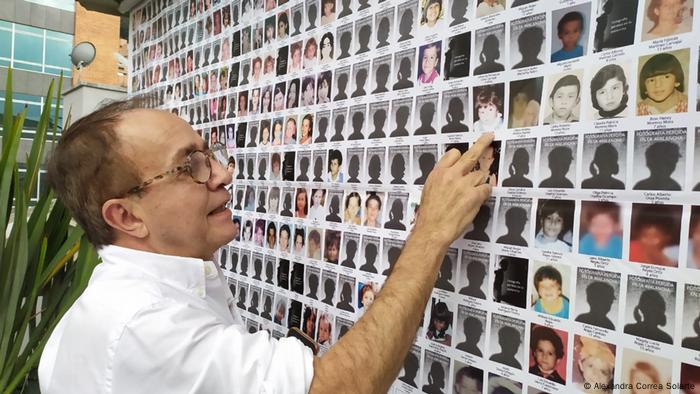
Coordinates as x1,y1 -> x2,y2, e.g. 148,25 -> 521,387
416,133 -> 495,248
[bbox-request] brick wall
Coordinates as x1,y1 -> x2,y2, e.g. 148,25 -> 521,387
72,2 -> 124,87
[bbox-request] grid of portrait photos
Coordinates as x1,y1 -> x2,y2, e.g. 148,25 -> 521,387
129,0 -> 700,392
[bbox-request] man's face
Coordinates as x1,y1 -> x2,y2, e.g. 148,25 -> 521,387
114,110 -> 233,259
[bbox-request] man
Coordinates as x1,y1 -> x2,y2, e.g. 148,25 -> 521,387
39,97 -> 493,393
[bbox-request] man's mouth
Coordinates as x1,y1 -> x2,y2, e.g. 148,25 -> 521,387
209,202 -> 229,215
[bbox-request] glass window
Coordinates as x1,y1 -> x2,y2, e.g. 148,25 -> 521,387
23,0 -> 75,12
0,20 -> 11,30
14,32 -> 44,64
14,24 -> 43,35
45,37 -> 72,69
0,29 -> 11,59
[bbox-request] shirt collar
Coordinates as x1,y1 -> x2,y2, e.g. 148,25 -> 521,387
97,245 -> 217,298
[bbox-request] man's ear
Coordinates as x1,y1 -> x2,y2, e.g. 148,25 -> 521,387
102,198 -> 150,239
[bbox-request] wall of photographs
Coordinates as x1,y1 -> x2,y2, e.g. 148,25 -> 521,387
128,0 -> 700,392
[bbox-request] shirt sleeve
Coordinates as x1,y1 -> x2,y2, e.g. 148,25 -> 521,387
110,300 -> 314,394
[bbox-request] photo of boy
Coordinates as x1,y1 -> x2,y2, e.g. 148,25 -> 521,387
543,72 -> 581,125
629,203 -> 682,267
551,4 -> 590,62
637,50 -> 689,115
508,77 -> 543,128
530,263 -> 570,318
528,325 -> 567,385
417,41 -> 442,85
578,201 -> 623,259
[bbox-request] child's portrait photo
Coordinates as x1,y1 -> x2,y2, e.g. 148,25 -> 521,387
473,84 -> 505,132
417,41 -> 442,85
530,262 -> 571,319
543,70 -> 582,124
533,199 -> 575,253
578,201 -> 623,259
551,4 -> 591,62
528,325 -> 568,385
636,49 -> 689,115
641,0 -> 693,41
508,77 -> 543,129
588,62 -> 631,120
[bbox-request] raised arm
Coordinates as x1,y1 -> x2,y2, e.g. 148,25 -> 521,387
309,133 -> 495,393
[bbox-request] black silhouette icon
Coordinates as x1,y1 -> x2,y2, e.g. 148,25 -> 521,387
377,17 -> 390,47
414,102 -> 437,135
575,281 -> 616,330
459,260 -> 487,299
331,113 -> 346,140
248,291 -> 259,314
414,153 -> 436,185
581,143 -> 624,189
306,273 -> 319,299
256,191 -> 267,213
349,111 -> 365,140
502,148 -> 533,187
490,326 -> 522,369
351,69 -> 368,98
261,296 -> 272,320
682,313 -> 700,351
338,0 -> 352,18
368,155 -> 382,184
239,254 -> 249,276
258,158 -> 267,180
474,34 -> 504,75
336,282 -> 355,312
341,239 -> 357,268
313,156 -> 324,181
322,278 -> 336,305
356,24 -> 371,54
382,246 -> 401,275
253,258 -> 263,280
247,126 -> 258,148
513,26 -> 544,69
236,287 -> 247,309
373,65 -> 390,94
393,57 -> 414,90
315,116 -> 328,143
391,106 -> 410,137
398,9 -> 414,41
292,10 -> 302,35
456,316 -> 483,356
450,0 -> 468,26
280,193 -> 294,216
422,361 -> 446,394
325,195 -> 342,222
399,351 -> 419,388
368,109 -> 387,138
359,242 -> 378,273
539,146 -> 574,188
464,205 -> 491,241
496,207 -> 528,246
441,97 -> 468,133
435,255 -> 455,291
390,154 -> 407,184
384,199 -> 407,230
347,155 -> 361,183
633,141 -> 682,191
623,289 -> 673,344
338,31 -> 352,59
296,157 -> 310,181
307,3 -> 317,31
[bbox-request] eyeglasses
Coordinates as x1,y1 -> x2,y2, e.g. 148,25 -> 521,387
124,143 -> 229,196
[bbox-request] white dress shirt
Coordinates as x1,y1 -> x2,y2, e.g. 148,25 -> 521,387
38,245 -> 314,394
